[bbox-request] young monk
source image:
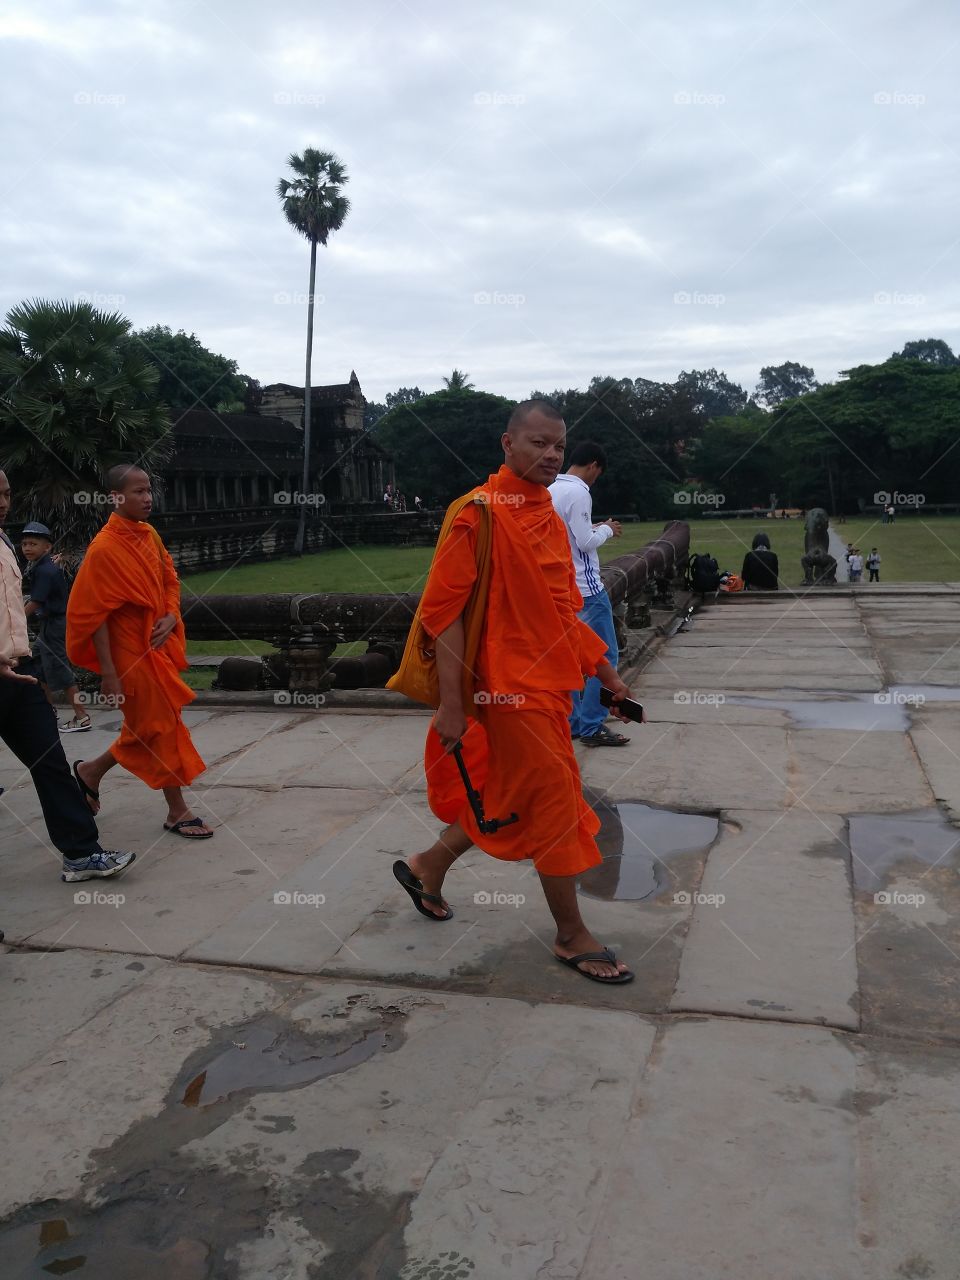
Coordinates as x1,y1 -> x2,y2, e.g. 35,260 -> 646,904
67,466 -> 213,838
392,400 -> 639,983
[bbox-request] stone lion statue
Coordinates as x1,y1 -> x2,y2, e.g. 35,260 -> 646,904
801,507 -> 837,584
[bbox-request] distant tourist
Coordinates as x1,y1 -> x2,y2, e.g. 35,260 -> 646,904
886,504 -> 895,524
21,522 -> 90,732
741,532 -> 779,590
866,548 -> 881,582
414,495 -> 423,511
0,470 -> 136,885
398,492 -> 407,512
384,484 -> 393,509
68,466 -> 214,840
848,549 -> 863,583
391,400 -> 637,984
549,440 -> 628,747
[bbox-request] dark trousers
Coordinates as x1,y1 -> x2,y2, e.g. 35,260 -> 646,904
0,658 -> 100,859
869,569 -> 880,582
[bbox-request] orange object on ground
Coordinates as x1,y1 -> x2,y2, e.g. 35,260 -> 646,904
67,514 -> 205,789
420,466 -> 608,877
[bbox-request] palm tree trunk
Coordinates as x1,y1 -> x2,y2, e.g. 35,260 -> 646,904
295,237 -> 318,556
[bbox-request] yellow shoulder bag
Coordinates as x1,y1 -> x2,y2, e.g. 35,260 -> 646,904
386,493 -> 493,714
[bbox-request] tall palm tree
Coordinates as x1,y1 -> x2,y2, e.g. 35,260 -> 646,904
0,298 -> 170,539
443,368 -> 474,391
277,149 -> 350,554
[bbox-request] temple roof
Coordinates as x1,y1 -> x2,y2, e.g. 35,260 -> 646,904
172,410 -> 300,443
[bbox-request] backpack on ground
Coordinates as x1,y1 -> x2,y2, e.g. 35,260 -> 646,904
686,552 -> 721,593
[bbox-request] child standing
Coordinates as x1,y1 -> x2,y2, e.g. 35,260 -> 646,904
866,548 -> 881,582
21,522 -> 91,732
848,549 -> 864,583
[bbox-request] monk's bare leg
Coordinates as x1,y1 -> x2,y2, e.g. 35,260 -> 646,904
538,871 -> 630,979
407,822 -> 472,918
163,786 -> 213,837
74,749 -> 119,814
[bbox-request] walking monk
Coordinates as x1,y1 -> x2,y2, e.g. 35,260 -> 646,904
67,466 -> 213,839
392,400 -> 637,983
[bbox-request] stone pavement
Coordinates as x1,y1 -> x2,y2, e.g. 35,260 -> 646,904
3,585 -> 960,1277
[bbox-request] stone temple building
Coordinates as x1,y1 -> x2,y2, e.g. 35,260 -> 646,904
150,373 -> 402,572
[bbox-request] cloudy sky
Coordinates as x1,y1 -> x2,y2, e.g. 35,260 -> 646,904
2,0 -> 958,404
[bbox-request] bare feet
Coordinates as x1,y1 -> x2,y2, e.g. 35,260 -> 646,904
554,927 -> 631,979
407,851 -> 451,919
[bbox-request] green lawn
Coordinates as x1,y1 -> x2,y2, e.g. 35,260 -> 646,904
181,516 -> 960,659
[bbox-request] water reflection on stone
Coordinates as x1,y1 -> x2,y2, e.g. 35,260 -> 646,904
579,796 -> 719,901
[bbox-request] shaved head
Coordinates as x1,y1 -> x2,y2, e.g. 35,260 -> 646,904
507,398 -> 564,435
105,464 -> 149,493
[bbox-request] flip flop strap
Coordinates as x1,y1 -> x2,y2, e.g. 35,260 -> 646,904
568,948 -> 616,965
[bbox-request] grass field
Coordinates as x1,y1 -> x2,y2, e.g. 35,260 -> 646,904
181,515 -> 960,661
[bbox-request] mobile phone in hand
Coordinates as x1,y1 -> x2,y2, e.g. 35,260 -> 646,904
599,687 -> 645,723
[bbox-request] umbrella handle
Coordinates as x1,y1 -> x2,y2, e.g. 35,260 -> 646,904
451,740 -> 519,834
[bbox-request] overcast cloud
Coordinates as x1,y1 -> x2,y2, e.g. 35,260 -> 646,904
2,0 -> 958,403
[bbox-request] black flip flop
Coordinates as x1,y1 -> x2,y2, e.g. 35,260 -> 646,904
393,859 -> 454,921
581,728 -> 630,747
72,760 -> 100,813
163,816 -> 214,839
555,947 -> 635,984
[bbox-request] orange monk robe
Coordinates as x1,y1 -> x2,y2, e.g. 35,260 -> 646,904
420,465 -> 608,877
67,513 -> 205,789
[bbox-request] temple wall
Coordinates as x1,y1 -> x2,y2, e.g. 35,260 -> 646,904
154,509 -> 441,575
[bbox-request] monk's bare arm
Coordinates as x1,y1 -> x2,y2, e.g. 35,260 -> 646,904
92,622 -> 123,704
433,615 -> 467,751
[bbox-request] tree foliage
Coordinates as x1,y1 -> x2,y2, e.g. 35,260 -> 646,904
374,389 -> 514,505
893,338 -> 957,366
754,362 -> 819,408
132,325 -> 248,414
0,299 -> 170,533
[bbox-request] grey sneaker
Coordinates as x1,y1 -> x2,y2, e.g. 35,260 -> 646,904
62,849 -> 136,882
60,715 -> 92,733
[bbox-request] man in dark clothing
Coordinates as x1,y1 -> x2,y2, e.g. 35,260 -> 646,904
0,471 -> 135,884
741,533 -> 779,590
21,522 -> 90,731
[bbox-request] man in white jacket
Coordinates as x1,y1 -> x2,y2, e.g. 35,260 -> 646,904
549,442 -> 629,746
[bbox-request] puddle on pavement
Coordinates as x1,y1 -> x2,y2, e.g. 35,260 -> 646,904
1,999 -> 413,1279
579,798 -> 719,900
3,1216 -> 209,1279
848,810 -> 960,892
180,1019 -> 393,1108
726,691 -> 920,731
